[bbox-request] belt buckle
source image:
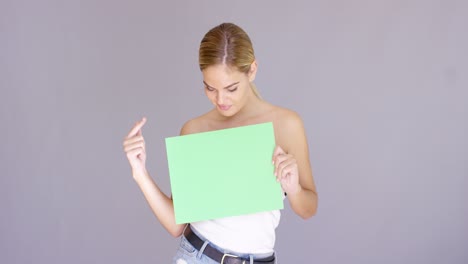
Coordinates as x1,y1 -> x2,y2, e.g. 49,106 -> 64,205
221,253 -> 245,264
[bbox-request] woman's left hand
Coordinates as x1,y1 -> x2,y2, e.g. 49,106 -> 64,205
272,146 -> 301,195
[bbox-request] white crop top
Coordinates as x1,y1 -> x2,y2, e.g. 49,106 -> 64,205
190,209 -> 281,254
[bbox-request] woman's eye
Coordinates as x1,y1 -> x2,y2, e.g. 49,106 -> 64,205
228,87 -> 238,92
205,86 -> 215,92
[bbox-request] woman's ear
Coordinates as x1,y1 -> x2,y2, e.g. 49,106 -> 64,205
248,60 -> 258,82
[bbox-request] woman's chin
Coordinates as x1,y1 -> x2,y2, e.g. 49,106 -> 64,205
218,111 -> 235,117
216,107 -> 237,117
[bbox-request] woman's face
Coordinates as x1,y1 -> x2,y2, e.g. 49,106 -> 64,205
202,63 -> 256,117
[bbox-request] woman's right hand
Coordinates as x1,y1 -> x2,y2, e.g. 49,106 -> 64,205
123,117 -> 147,175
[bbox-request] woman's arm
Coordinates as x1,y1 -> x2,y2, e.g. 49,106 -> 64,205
273,112 -> 318,219
132,170 -> 184,237
123,118 -> 185,237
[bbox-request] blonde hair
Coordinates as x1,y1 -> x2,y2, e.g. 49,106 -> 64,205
199,22 -> 261,98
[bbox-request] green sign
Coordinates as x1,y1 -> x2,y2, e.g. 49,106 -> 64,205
165,122 -> 284,224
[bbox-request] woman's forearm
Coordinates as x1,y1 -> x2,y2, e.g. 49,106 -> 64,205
288,185 -> 318,219
133,170 -> 185,237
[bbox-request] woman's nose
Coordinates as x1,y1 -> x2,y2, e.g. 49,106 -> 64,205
216,92 -> 225,104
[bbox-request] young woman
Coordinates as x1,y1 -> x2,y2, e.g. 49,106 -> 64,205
123,22 -> 318,264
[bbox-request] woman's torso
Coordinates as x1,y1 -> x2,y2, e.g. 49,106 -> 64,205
183,101 -> 297,253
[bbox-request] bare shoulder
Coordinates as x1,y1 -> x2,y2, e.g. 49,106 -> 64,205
270,105 -> 307,152
179,117 -> 203,136
179,111 -> 214,135
272,105 -> 305,132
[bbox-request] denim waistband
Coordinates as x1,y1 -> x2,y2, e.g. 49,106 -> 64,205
187,224 -> 275,260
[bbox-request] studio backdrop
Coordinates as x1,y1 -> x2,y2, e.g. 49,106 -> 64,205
1,1 -> 467,263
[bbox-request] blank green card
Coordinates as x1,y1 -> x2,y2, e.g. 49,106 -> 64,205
165,122 -> 284,224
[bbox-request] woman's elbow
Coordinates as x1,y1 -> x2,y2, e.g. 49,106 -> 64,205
296,198 -> 318,220
168,225 -> 185,238
299,207 -> 317,220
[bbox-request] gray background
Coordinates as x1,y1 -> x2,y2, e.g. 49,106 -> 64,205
1,0 -> 467,263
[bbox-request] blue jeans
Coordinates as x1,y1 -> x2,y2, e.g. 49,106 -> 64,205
172,228 -> 277,264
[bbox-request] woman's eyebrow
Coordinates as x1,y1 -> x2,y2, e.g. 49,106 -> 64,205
203,81 -> 240,89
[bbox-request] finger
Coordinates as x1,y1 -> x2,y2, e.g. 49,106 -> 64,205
124,140 -> 145,153
274,154 -> 293,176
279,165 -> 297,184
124,141 -> 145,153
277,158 -> 296,180
126,148 -> 144,160
123,140 -> 145,150
123,135 -> 144,147
272,145 -> 286,162
126,119 -> 144,138
126,117 -> 147,138
136,120 -> 146,136
281,163 -> 297,180
274,153 -> 292,166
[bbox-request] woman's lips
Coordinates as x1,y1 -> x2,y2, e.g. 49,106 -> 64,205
217,104 -> 231,111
